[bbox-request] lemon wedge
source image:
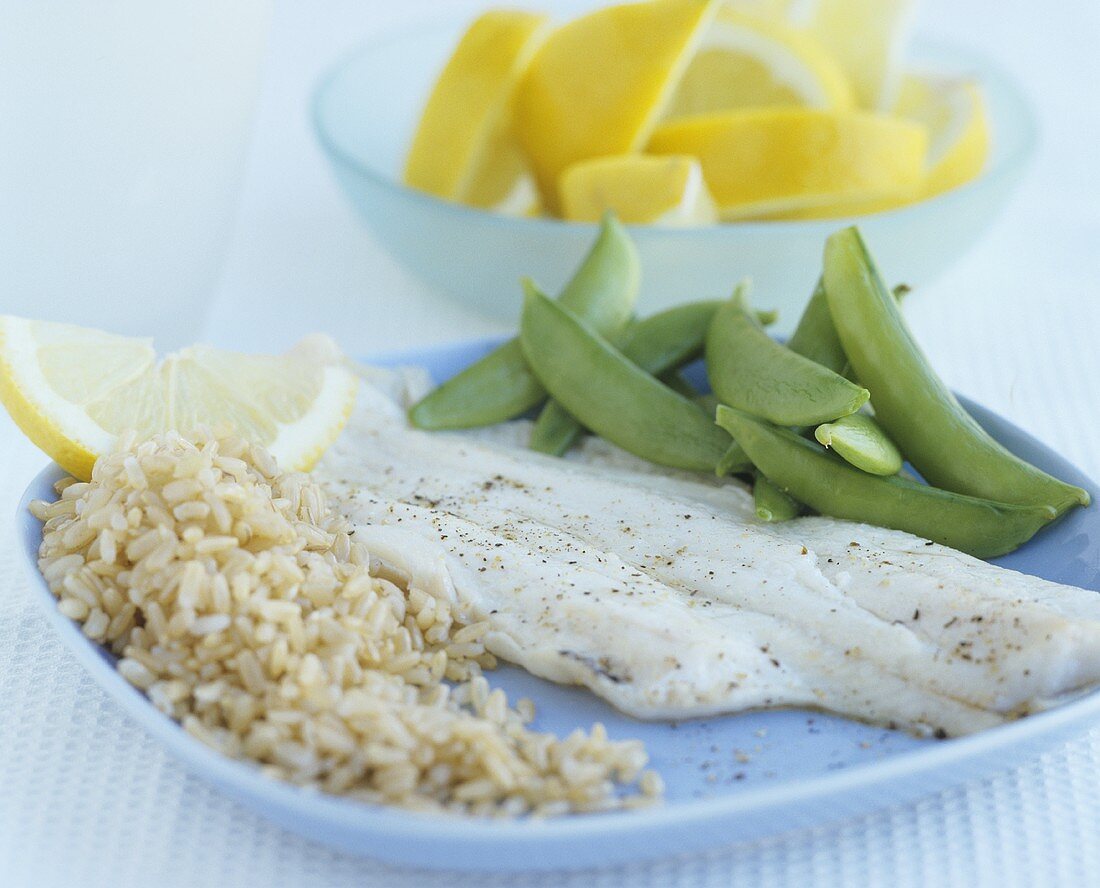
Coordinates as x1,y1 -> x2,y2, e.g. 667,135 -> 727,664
0,317 -> 358,480
728,0 -> 815,23
516,0 -> 720,212
403,10 -> 550,214
648,109 -> 928,220
896,73 -> 989,198
802,0 -> 916,110
559,155 -> 718,225
666,6 -> 853,117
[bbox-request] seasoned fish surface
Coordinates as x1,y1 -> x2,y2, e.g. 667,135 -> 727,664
316,382 -> 1100,736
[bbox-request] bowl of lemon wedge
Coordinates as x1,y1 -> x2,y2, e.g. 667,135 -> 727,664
313,0 -> 1035,332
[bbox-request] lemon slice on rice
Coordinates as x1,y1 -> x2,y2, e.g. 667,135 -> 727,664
0,316 -> 358,480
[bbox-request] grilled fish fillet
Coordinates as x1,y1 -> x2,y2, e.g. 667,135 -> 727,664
315,379 -> 1100,736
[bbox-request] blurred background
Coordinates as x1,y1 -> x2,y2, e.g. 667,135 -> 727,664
2,0 -> 1098,525
5,0 -> 1097,463
214,0 -> 1100,472
196,3 -> 1096,337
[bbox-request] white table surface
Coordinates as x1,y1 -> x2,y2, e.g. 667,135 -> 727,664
4,1 -> 1100,885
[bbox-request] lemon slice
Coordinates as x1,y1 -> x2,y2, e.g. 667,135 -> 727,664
648,109 -> 928,220
802,0 -> 916,110
0,317 -> 358,480
896,73 -> 990,198
666,7 -> 853,117
516,0 -> 720,212
403,10 -> 550,214
559,154 -> 718,225
728,0 -> 818,25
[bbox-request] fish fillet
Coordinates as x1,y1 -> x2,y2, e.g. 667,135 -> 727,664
315,379 -> 1100,736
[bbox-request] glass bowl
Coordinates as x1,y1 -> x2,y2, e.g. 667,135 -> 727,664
312,17 -> 1036,335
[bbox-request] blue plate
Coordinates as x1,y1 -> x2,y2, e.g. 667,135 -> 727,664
16,337 -> 1100,872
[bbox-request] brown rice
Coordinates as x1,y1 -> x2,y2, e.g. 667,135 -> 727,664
31,430 -> 660,816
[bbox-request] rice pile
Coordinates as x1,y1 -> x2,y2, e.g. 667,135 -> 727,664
31,431 -> 660,816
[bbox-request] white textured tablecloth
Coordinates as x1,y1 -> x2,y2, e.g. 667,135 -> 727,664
4,1 -> 1100,885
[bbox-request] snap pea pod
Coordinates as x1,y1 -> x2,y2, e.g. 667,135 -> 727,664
529,299 -> 721,455
755,307 -> 780,327
786,278 -> 847,373
530,298 -> 781,457
787,277 -> 911,378
716,405 -> 1057,558
612,301 -> 778,369
528,400 -> 585,456
520,284 -> 731,472
823,227 -> 1089,516
660,369 -> 699,400
815,413 -> 903,476
694,391 -> 720,416
528,300 -> 780,455
409,214 -> 639,429
617,300 -> 721,370
753,472 -> 801,522
408,339 -> 540,430
706,283 -> 870,426
716,442 -> 752,476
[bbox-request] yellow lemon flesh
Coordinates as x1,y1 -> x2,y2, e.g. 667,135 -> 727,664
559,154 -> 718,225
516,0 -> 720,212
896,72 -> 990,198
728,0 -> 818,24
0,316 -> 359,480
403,10 -> 550,214
802,0 -> 916,110
648,109 -> 928,220
666,6 -> 853,117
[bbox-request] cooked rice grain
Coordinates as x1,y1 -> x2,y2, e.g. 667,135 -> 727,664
31,431 -> 659,816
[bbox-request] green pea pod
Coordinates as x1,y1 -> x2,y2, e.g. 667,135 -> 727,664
706,282 -> 869,427
659,369 -> 699,399
815,413 -> 903,476
408,339 -> 539,430
716,441 -> 752,476
788,278 -> 911,383
786,278 -> 848,374
823,227 -> 1089,516
753,472 -> 801,522
716,405 -> 1057,559
530,300 -> 721,455
520,283 -> 730,472
557,216 -> 641,327
529,300 -> 779,456
528,399 -> 583,456
409,214 -> 639,429
617,300 -> 721,371
694,391 -> 720,416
